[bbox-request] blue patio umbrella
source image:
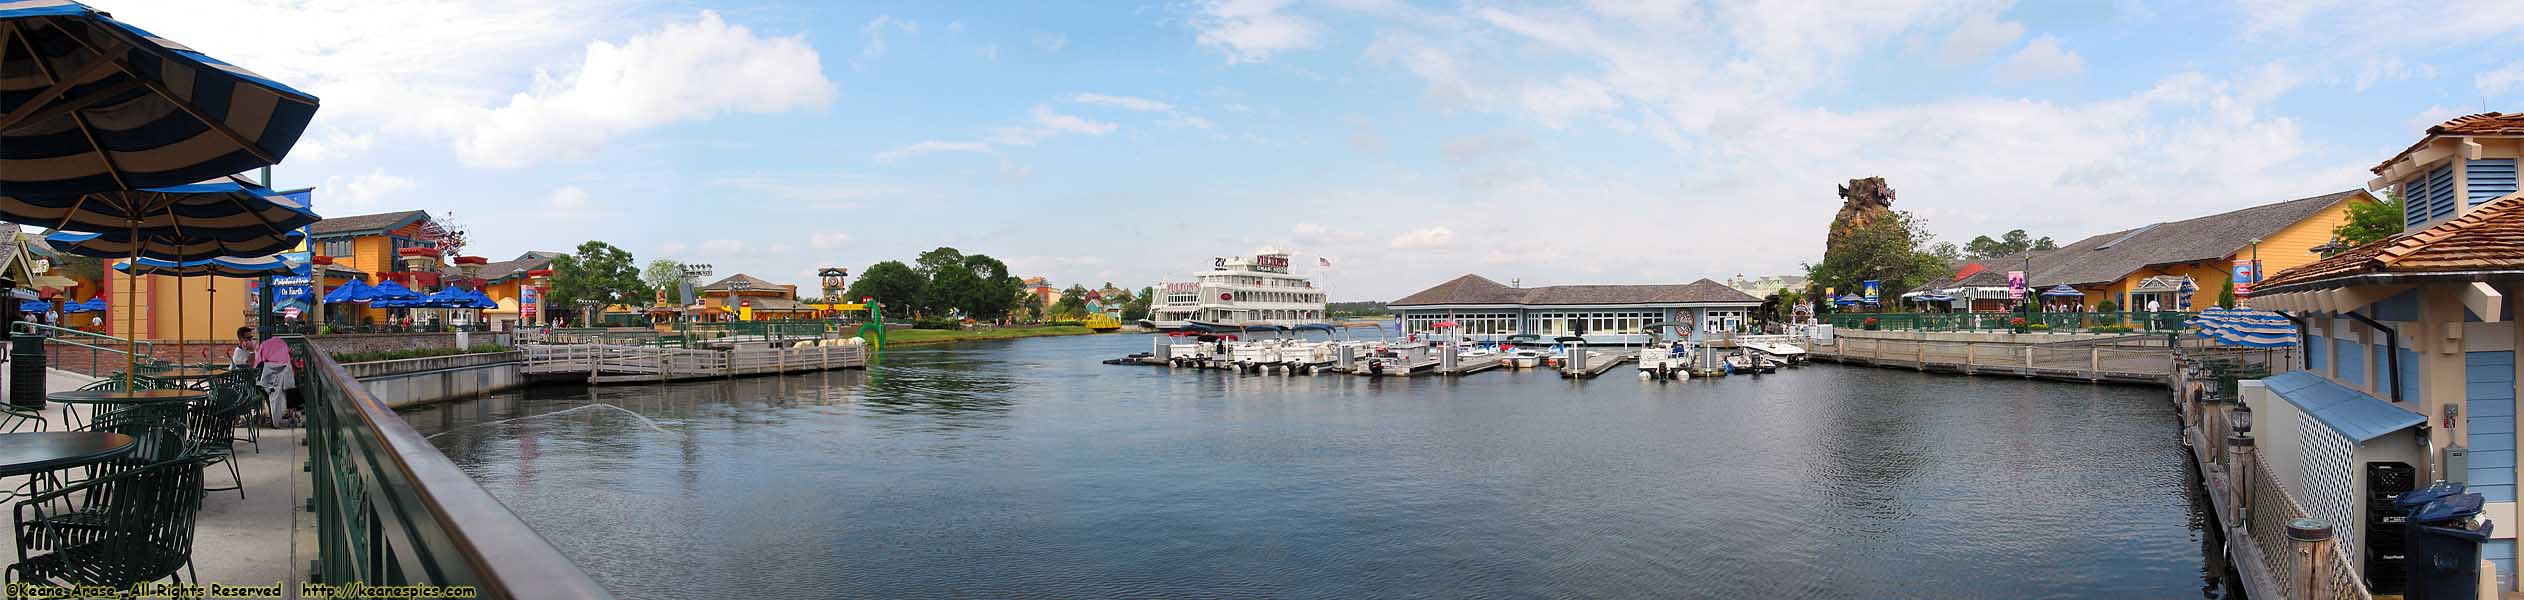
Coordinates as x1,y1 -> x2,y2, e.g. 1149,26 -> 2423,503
64,298 -> 101,313
323,279 -> 373,303
19,300 -> 53,313
2040,284 -> 2083,298
467,289 -> 500,309
1834,294 -> 1866,306
0,1 -> 321,196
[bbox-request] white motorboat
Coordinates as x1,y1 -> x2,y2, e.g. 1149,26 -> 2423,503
1506,348 -> 1543,369
1635,323 -> 1691,380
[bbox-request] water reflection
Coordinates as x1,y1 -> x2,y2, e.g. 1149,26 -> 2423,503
411,334 -> 2238,599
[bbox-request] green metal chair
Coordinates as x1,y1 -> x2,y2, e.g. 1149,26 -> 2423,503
16,403 -> 192,555
6,456 -> 207,590
185,381 -> 255,498
0,404 -> 44,433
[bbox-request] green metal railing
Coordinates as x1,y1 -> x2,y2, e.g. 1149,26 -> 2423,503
13,322 -> 161,377
1826,311 -> 2198,333
295,336 -> 611,598
675,320 -> 844,347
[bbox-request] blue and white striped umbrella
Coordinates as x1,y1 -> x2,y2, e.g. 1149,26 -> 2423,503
50,229 -> 306,262
0,0 -> 320,196
19,176 -> 317,260
113,254 -> 300,278
2188,308 -> 2297,348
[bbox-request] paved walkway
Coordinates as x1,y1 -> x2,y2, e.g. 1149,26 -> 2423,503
4,369 -> 307,591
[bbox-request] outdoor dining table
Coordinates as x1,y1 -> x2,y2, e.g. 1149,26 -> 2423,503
146,366 -> 236,388
44,389 -> 208,431
0,431 -> 136,478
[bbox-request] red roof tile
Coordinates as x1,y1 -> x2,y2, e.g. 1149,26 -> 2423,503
2374,112 -> 2524,174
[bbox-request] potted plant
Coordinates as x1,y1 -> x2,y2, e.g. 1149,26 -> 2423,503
1863,317 -> 1880,331
2010,317 -> 2029,334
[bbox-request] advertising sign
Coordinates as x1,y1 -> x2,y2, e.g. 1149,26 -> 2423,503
2006,271 -> 2028,299
1255,254 -> 1290,273
522,287 -> 539,318
2232,260 -> 2259,297
1861,280 -> 1880,303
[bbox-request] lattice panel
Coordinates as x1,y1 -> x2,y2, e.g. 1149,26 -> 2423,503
2297,412 -> 2361,562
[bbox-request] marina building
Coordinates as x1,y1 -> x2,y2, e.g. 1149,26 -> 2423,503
2254,111 -> 2524,590
1388,275 -> 1763,345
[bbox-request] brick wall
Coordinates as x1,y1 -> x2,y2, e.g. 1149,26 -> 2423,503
27,332 -> 514,376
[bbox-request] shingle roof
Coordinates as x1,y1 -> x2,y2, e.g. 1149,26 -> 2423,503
480,252 -> 559,283
2259,191 -> 2524,292
1391,275 -> 1761,306
698,273 -> 789,293
2025,190 -> 2364,286
307,210 -> 428,237
2374,112 -> 2524,174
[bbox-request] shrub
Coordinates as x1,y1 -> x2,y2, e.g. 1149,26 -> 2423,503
2096,300 -> 2119,313
2093,324 -> 2135,333
912,317 -> 963,330
2027,323 -> 2051,331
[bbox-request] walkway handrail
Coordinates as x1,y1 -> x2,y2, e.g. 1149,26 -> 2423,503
11,321 -> 156,360
294,336 -> 612,598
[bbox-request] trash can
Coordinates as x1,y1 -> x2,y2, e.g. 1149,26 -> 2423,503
2404,492 -> 2491,600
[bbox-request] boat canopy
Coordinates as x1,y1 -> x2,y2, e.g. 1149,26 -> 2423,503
1293,323 -> 1336,333
1553,336 -> 1587,344
1503,333 -> 1542,343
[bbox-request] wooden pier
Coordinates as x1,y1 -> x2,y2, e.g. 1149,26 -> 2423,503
524,342 -> 868,384
1559,351 -> 1627,379
1799,337 -> 2174,385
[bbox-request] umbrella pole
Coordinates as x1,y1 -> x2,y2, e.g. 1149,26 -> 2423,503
124,224 -> 137,389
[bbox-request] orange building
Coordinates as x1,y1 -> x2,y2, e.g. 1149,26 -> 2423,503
693,274 -> 813,321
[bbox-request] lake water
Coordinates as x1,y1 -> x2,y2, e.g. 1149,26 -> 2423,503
406,333 -> 2239,599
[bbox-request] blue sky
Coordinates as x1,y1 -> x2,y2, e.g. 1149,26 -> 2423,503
97,0 -> 2524,300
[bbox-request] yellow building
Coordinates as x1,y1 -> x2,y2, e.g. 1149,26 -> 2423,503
693,274 -> 813,321
476,251 -> 561,329
2002,189 -> 2376,311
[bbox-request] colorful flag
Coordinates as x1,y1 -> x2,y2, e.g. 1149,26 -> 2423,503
1319,257 -> 1332,267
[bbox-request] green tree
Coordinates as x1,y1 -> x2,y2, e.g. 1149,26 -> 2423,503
1928,242 -> 1961,261
2331,192 -> 2404,251
844,261 -> 924,310
640,259 -> 686,302
1963,229 -> 2055,259
2217,278 -> 2237,309
1053,284 -> 1090,319
1122,286 -> 1154,321
954,254 -> 1021,320
1805,211 -> 1952,302
546,241 -> 648,320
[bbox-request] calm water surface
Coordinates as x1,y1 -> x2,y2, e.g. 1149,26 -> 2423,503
407,334 -> 2239,599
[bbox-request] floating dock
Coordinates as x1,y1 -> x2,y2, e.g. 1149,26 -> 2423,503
524,342 -> 868,384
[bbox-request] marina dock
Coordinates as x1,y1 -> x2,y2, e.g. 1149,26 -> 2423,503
1797,335 -> 2174,385
1559,350 -> 1627,379
525,342 -> 868,384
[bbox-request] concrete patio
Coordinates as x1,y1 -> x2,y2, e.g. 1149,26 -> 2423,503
3,369 -> 309,591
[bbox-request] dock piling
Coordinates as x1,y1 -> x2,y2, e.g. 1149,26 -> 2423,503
2286,518 -> 2335,600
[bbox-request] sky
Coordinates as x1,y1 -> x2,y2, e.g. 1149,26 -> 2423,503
86,0 -> 2524,300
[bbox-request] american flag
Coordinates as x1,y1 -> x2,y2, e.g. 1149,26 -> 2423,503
1319,257 -> 1332,267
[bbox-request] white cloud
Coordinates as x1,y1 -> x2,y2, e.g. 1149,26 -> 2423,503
1161,115 -> 1218,130
318,169 -> 416,210
987,105 -> 1118,146
947,20 -> 966,34
549,186 -> 591,209
659,241 -> 689,255
860,15 -> 918,57
1190,0 -> 1323,63
1074,93 -> 1174,111
874,140 -> 992,162
1519,76 -> 1619,126
424,11 -> 837,168
1036,33 -> 1069,52
810,233 -> 851,249
1994,35 -> 2083,83
290,129 -> 375,162
2356,58 -> 2438,91
973,44 -> 999,60
1389,226 -> 1455,249
699,240 -> 745,255
1940,13 -> 2024,65
2481,61 -> 2524,97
